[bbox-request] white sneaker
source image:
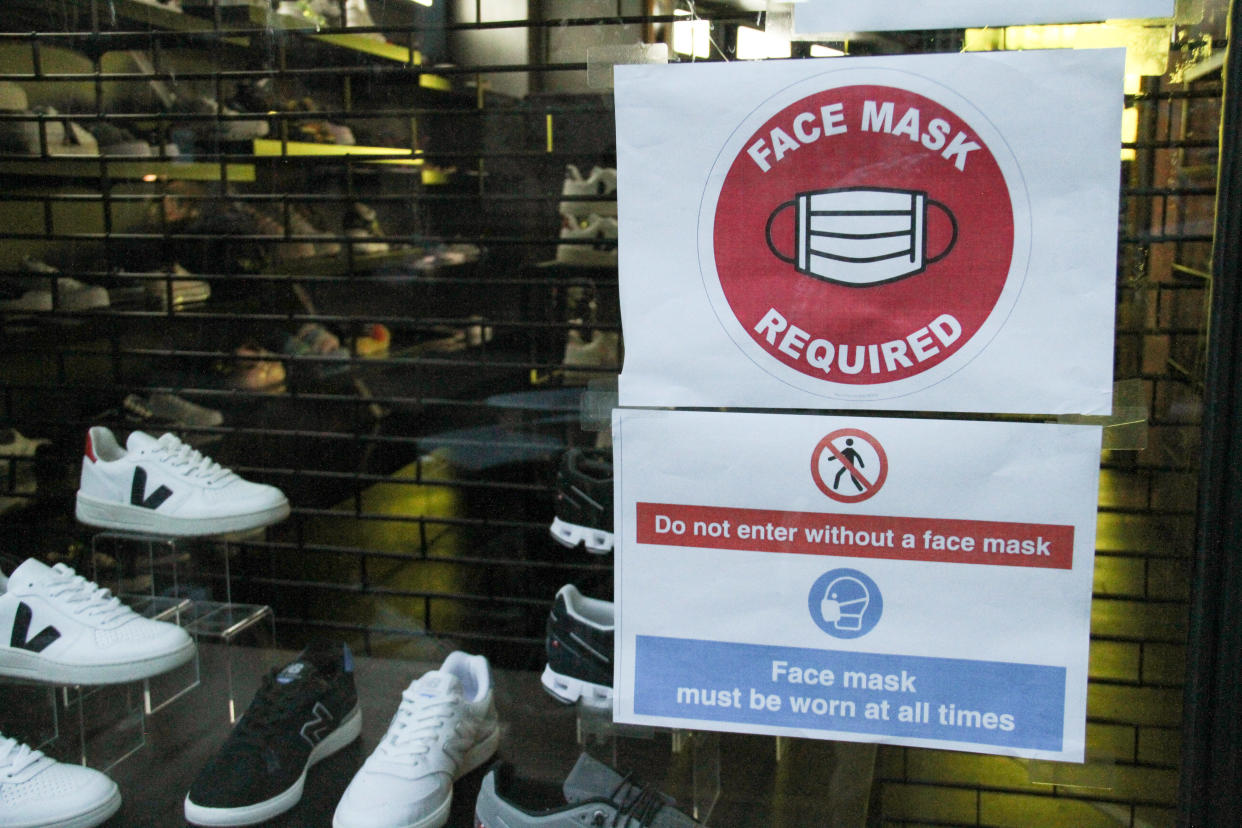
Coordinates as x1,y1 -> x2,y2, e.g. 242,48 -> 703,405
6,106 -> 100,157
556,214 -> 618,266
276,0 -> 329,27
346,202 -> 391,255
0,558 -> 195,685
75,426 -> 290,537
0,732 -> 122,828
0,258 -> 110,313
345,0 -> 387,41
558,165 -> 617,218
332,651 -> 500,828
562,324 -> 621,385
143,263 -> 211,309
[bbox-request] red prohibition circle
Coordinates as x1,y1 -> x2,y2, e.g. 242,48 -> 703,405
811,428 -> 888,503
712,84 -> 1015,386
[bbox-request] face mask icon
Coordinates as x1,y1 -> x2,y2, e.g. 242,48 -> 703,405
821,575 -> 871,631
766,187 -> 958,287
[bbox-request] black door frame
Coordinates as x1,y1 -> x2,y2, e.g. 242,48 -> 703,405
1181,1 -> 1242,824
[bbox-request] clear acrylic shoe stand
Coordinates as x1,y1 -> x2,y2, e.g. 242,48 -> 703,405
0,681 -> 60,752
0,672 -> 147,773
576,702 -> 721,824
59,681 -> 147,772
90,530 -> 276,724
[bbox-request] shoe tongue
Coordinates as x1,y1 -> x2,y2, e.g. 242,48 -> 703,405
411,670 -> 461,701
562,752 -> 626,804
275,657 -> 319,686
125,430 -> 162,453
7,558 -> 54,588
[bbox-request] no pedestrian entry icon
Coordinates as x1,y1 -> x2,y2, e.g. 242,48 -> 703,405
811,428 -> 888,503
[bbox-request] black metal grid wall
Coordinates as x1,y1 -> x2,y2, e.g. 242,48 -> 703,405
0,3 -> 1224,823
0,1 -> 793,671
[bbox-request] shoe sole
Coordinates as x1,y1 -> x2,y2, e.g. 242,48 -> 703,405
541,664 -> 612,707
5,784 -> 120,828
0,638 -> 196,685
550,518 -> 613,555
185,704 -> 362,826
332,723 -> 499,828
75,493 -> 290,537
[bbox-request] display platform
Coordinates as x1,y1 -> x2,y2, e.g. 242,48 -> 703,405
26,642 -> 873,827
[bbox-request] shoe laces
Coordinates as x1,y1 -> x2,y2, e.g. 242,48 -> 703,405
233,672 -> 310,748
375,687 -> 456,760
153,433 -> 233,483
607,773 -> 668,827
0,735 -> 46,779
43,564 -> 134,625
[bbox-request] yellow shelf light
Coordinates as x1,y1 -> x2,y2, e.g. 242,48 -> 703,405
253,139 -> 414,158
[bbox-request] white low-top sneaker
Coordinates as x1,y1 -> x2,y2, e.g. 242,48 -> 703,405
558,164 -> 618,218
0,558 -> 195,685
333,651 -> 500,828
0,732 -> 122,828
75,426 -> 290,537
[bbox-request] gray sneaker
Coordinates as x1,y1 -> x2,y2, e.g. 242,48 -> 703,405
0,258 -> 109,312
475,753 -> 701,827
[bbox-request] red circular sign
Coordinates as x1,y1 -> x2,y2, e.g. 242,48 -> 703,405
811,428 -> 888,503
711,84 -> 1015,387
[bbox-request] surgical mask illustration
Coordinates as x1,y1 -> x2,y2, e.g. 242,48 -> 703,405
765,186 -> 958,287
821,575 -> 871,631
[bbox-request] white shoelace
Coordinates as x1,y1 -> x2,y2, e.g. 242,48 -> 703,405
0,735 -> 46,779
375,687 -> 458,762
44,564 -> 134,625
154,433 -> 233,483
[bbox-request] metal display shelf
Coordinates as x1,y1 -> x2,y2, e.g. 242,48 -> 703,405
0,158 -> 256,181
76,0 -> 449,89
251,3 -> 450,88
251,138 -> 449,182
85,0 -> 251,46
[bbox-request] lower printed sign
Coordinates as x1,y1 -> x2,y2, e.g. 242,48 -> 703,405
635,637 -> 1064,751
612,409 -> 1102,761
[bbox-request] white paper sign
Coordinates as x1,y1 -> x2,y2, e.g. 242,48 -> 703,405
615,50 -> 1123,414
795,1 -> 1175,33
613,409 -> 1102,761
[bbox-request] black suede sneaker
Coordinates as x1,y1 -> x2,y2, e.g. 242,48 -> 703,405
549,448 -> 613,554
184,641 -> 361,826
541,584 -> 614,707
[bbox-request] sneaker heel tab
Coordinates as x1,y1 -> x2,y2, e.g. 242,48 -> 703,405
342,642 -> 355,673
84,430 -> 96,463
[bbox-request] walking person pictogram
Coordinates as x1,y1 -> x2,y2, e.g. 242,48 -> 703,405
830,438 -> 865,492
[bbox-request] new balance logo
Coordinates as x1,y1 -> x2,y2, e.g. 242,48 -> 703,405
130,467 -> 173,510
10,602 -> 60,653
300,702 -> 334,746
